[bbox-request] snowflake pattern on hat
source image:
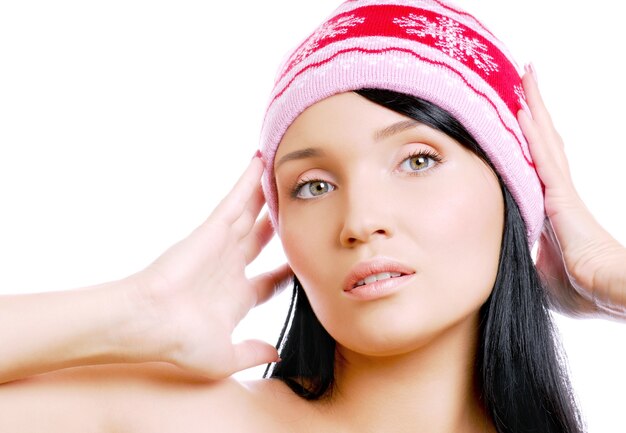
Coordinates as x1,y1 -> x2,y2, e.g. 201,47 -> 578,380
275,5 -> 522,121
514,84 -> 526,102
393,14 -> 499,75
285,14 -> 366,76
514,83 -> 530,113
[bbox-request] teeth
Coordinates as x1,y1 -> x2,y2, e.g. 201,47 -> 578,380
355,272 -> 403,287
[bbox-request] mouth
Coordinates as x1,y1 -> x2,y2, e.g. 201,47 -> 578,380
353,272 -> 406,288
343,257 -> 416,292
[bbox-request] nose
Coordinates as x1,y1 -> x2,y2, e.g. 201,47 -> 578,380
338,181 -> 394,248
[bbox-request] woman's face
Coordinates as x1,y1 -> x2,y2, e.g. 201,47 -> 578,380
273,92 -> 504,356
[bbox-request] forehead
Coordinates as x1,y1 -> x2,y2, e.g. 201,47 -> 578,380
280,92 -> 398,140
276,93 -> 411,156
273,91 -> 459,167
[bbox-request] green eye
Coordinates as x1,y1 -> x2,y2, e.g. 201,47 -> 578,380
295,180 -> 335,199
400,151 -> 441,173
409,155 -> 431,170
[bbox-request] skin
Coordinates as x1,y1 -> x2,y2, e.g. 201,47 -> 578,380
274,91 -> 504,431
0,70 -> 624,432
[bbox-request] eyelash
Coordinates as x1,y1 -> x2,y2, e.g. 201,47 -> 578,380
289,149 -> 443,199
401,149 -> 443,174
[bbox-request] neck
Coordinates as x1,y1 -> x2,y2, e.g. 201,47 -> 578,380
323,314 -> 495,433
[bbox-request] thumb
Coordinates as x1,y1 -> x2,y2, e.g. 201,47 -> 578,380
231,339 -> 280,373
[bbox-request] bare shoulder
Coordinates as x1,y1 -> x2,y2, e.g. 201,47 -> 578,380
114,365 -> 320,432
0,363 -> 321,433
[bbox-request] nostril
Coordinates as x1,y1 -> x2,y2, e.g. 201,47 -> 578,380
340,223 -> 393,247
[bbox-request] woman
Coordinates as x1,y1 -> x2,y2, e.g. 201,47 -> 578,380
0,1 -> 624,432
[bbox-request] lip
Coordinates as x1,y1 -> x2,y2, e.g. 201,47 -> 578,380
343,257 -> 416,299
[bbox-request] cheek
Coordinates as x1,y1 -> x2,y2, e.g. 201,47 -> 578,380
406,168 -> 504,306
278,205 -> 336,293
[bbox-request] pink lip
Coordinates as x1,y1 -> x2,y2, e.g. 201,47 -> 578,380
343,257 -> 416,295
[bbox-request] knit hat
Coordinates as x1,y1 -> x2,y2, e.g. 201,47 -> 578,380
259,0 -> 544,247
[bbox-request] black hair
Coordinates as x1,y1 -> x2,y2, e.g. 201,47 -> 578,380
264,88 -> 584,433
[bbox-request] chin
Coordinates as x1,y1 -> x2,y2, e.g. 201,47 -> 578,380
326,301 -> 482,358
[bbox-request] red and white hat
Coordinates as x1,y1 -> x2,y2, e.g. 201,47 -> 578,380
259,0 -> 543,247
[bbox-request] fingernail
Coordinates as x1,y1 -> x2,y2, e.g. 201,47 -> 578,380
526,62 -> 538,84
252,149 -> 262,160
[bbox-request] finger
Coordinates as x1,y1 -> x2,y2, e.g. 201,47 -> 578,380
518,109 -> 551,181
518,98 -> 572,192
518,108 -> 545,163
209,157 -> 264,225
521,70 -> 554,131
522,71 -> 565,148
230,339 -> 280,373
249,263 -> 293,306
243,183 -> 267,228
242,213 -> 275,265
231,183 -> 267,240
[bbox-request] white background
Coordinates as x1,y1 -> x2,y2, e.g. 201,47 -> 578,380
0,1 -> 624,431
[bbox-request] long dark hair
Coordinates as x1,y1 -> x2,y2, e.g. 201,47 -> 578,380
264,88 -> 584,433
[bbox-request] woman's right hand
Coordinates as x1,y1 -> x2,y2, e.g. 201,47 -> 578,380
130,155 -> 291,379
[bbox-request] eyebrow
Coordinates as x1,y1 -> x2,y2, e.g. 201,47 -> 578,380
374,119 -> 422,141
274,119 -> 422,170
275,147 -> 325,171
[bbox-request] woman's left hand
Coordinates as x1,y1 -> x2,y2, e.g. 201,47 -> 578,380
518,65 -> 626,320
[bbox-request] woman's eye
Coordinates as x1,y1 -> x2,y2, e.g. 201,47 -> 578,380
294,180 -> 335,199
399,152 -> 440,173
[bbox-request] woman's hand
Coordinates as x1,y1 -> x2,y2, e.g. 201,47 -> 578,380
131,155 -> 291,378
518,65 -> 626,320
